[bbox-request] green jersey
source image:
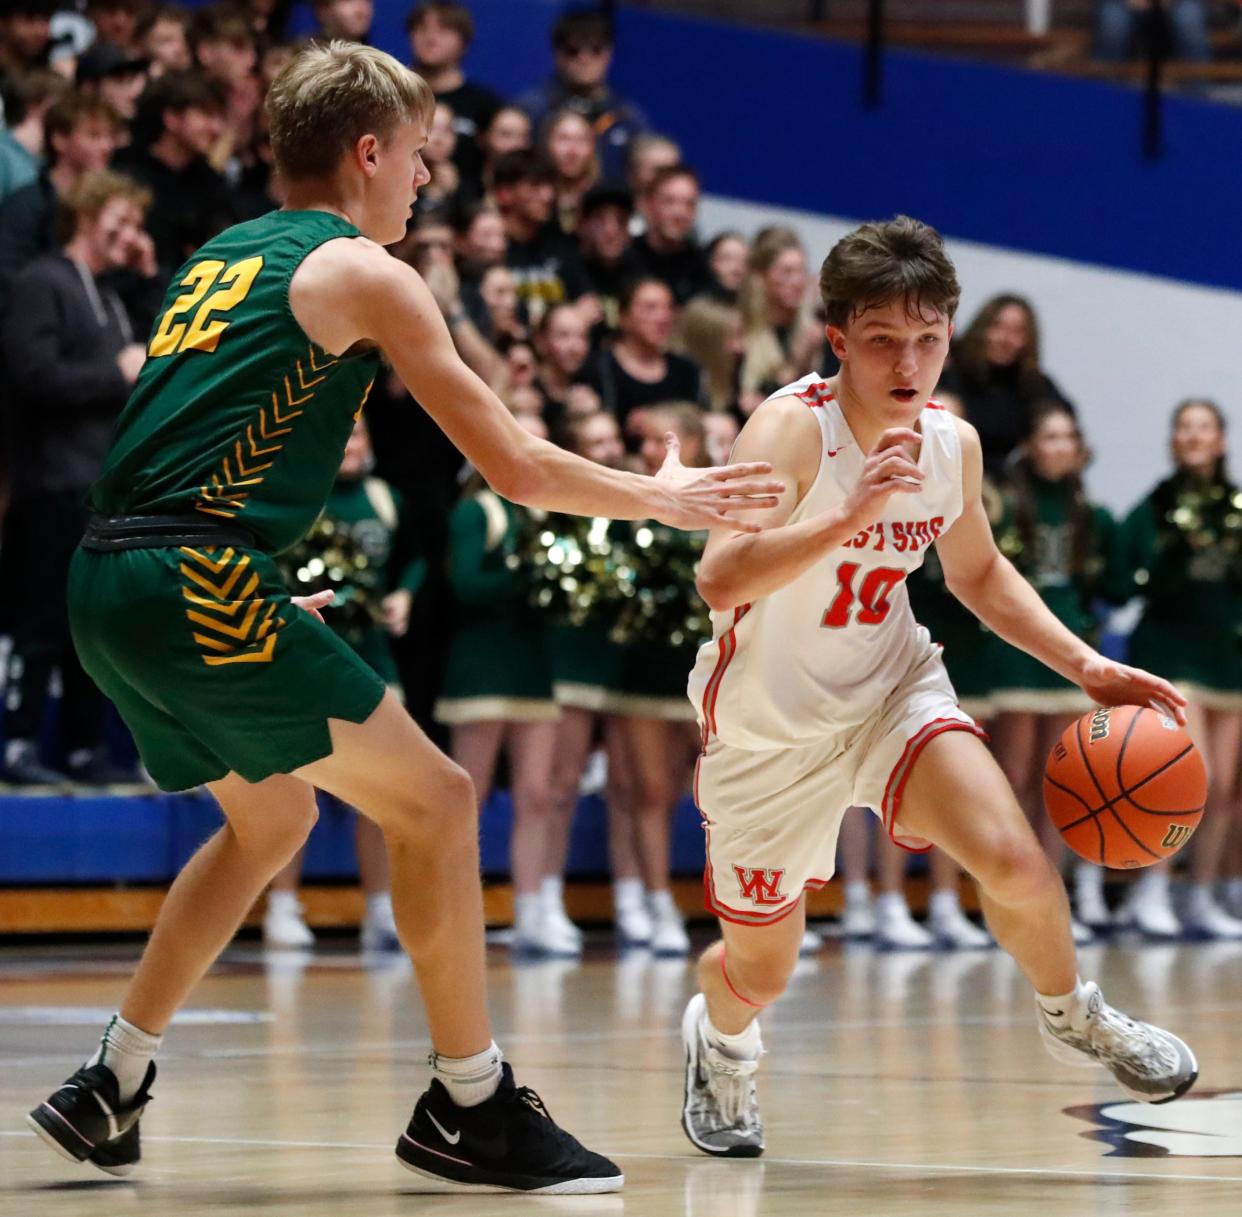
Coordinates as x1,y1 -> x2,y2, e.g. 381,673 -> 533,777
90,210 -> 380,554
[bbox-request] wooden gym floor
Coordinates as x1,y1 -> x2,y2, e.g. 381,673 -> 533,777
2,933 -> 1241,1215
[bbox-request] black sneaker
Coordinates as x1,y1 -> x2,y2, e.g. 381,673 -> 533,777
396,1063 -> 623,1193
27,1062 -> 156,1176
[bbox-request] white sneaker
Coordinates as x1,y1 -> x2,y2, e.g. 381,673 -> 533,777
263,894 -> 314,949
1116,876 -> 1182,939
540,881 -> 584,948
799,928 -> 824,955
529,912 -> 584,958
930,907 -> 992,950
1037,981 -> 1198,1103
360,894 -> 402,952
649,890 -> 690,957
614,880 -> 653,947
874,897 -> 933,950
1069,916 -> 1096,946
1182,887 -> 1242,941
680,994 -> 764,1157
839,900 -> 875,939
1074,866 -> 1111,931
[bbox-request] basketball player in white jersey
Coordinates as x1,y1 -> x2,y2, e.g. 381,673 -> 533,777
680,217 -> 1198,1157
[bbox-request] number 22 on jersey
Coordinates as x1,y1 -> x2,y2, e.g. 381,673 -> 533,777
148,255 -> 264,357
822,561 -> 906,628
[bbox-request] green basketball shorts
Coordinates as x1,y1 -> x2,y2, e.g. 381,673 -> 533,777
67,544 -> 386,791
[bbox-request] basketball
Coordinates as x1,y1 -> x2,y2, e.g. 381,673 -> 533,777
1043,706 -> 1207,869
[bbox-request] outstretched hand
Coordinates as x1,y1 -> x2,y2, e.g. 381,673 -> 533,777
653,432 -> 784,533
1079,654 -> 1188,727
292,590 -> 334,623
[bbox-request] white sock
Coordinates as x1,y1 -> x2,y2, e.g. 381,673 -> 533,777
365,891 -> 393,921
844,881 -> 871,909
514,892 -> 542,933
1036,977 -> 1089,1030
88,1013 -> 162,1103
703,1009 -> 762,1061
875,891 -> 909,919
1132,869 -> 1170,900
1226,878 -> 1242,906
1186,883 -> 1216,911
928,889 -> 961,921
430,1041 -> 503,1107
613,877 -> 645,910
266,890 -> 301,916
648,888 -> 680,919
1075,863 -> 1103,897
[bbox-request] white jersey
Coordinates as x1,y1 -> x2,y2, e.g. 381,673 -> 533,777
687,374 -> 965,750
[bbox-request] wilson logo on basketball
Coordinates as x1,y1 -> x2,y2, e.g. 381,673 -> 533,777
733,866 -> 786,906
1088,708 -> 1111,743
1161,823 -> 1196,851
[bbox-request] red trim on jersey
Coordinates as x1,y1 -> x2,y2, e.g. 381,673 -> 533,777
795,381 -> 834,409
881,717 -> 990,853
926,399 -> 946,411
699,603 -> 751,746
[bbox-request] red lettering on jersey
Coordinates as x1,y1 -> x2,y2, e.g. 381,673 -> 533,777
892,521 -> 908,553
913,520 -> 932,549
734,866 -> 786,906
929,516 -> 944,540
872,523 -> 886,551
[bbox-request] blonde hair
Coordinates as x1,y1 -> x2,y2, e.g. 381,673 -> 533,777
266,40 -> 435,182
739,226 -> 808,397
676,296 -> 741,412
57,169 -> 151,242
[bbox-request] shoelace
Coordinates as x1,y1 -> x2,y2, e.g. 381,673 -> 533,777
699,1051 -> 758,1128
513,1086 -> 553,1122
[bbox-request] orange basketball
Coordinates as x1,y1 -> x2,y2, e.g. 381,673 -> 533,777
1043,705 -> 1207,869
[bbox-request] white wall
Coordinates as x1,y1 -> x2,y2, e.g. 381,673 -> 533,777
701,195 -> 1242,514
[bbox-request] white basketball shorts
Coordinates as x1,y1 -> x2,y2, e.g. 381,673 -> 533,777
694,648 -> 988,927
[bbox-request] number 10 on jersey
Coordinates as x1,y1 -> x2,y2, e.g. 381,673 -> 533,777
822,562 -> 906,628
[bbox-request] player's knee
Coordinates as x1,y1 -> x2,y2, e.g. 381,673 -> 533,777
233,799 -> 318,861
974,835 -> 1057,906
727,952 -> 794,1007
395,761 -> 477,845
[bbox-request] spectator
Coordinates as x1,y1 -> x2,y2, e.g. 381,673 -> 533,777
258,40 -> 297,92
406,1 -> 501,197
627,132 -> 680,235
0,168 -> 151,786
475,262 -> 525,348
704,229 -> 748,304
494,148 -> 590,323
0,90 -> 119,299
738,225 -> 825,409
417,100 -> 461,212
189,5 -> 262,175
311,0 -> 373,44
454,200 -> 507,283
542,106 -> 598,235
938,292 -> 1074,480
629,165 -> 711,304
702,410 -> 738,465
677,293 -> 743,413
0,1 -> 53,81
533,301 -> 592,435
114,69 -> 235,277
589,276 -> 706,439
83,0 -> 144,57
576,182 -> 634,335
75,41 -> 149,127
518,9 -> 648,182
265,419 -> 423,952
435,410 -> 562,956
135,6 -> 193,77
0,67 -> 67,201
478,103 -> 531,192
1116,399 -> 1242,939
1093,0 -> 1211,62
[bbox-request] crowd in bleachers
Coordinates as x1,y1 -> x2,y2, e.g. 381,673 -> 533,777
0,3 -> 1239,956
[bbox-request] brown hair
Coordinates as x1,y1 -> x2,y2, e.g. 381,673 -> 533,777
405,1 -> 474,44
819,215 -> 960,329
189,3 -> 255,50
266,40 -> 435,182
44,91 -> 121,154
56,168 -> 151,242
1171,398 -> 1229,483
952,292 -> 1045,395
642,402 -> 709,468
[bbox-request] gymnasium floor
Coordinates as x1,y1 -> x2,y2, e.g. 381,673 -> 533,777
2,934 -> 1240,1215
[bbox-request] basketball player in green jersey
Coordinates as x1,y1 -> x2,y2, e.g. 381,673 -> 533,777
26,42 -> 782,1194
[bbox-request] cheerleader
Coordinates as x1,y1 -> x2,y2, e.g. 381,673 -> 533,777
989,403 -> 1115,941
266,420 -> 425,951
434,411 -> 561,955
1117,400 -> 1242,939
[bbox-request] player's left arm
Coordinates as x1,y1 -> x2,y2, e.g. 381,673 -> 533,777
935,418 -> 1187,724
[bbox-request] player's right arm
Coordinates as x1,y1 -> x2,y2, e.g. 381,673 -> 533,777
290,239 -> 781,533
695,395 -> 924,611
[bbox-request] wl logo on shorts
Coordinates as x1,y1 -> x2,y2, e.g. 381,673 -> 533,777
733,866 -> 786,906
